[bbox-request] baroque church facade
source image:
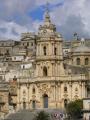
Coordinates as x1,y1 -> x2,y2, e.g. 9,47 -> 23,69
16,11 -> 90,110
0,8 -> 90,118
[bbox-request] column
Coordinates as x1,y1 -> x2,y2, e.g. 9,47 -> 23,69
17,83 -> 21,111
82,82 -> 85,98
79,82 -> 82,99
40,44 -> 42,56
70,82 -> 72,101
27,84 -> 29,109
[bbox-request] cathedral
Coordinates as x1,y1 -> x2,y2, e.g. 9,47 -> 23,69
0,7 -> 90,118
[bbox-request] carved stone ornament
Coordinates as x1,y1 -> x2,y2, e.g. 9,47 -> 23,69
32,95 -> 36,100
63,94 -> 68,98
39,84 -> 49,94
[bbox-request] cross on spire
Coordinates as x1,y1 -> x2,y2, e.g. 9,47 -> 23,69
45,2 -> 49,14
44,2 -> 51,23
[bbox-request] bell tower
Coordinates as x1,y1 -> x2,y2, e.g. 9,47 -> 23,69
35,4 -> 65,79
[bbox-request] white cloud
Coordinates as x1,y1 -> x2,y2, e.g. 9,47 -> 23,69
3,0 -> 35,14
0,20 -> 31,40
0,0 -> 36,40
32,20 -> 43,32
36,0 -> 64,6
50,0 -> 90,39
0,0 -> 90,40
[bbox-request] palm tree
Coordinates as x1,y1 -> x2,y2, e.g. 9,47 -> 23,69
33,111 -> 50,120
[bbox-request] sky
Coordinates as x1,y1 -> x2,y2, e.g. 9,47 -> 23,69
0,0 -> 90,40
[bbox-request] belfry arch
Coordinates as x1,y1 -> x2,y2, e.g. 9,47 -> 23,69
43,46 -> 47,55
43,66 -> 48,76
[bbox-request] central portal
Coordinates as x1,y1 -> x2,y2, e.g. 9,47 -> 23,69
23,102 -> 26,109
43,94 -> 48,108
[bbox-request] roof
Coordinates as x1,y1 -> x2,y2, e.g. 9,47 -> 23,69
74,45 -> 90,52
64,63 -> 89,75
74,39 -> 90,53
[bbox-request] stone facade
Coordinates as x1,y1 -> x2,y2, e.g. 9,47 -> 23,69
0,82 -> 9,118
0,8 -> 89,118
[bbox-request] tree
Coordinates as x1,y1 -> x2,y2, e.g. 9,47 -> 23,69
66,99 -> 83,119
33,111 -> 50,120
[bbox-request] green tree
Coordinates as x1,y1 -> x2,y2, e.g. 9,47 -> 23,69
66,99 -> 83,119
33,111 -> 50,120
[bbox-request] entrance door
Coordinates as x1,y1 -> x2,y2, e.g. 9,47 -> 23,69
32,101 -> 36,109
64,99 -> 68,108
43,94 -> 48,108
23,102 -> 26,109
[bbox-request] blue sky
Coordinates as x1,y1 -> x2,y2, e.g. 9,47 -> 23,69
0,0 -> 90,40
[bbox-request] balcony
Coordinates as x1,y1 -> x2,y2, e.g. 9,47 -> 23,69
35,75 -> 86,82
36,55 -> 63,61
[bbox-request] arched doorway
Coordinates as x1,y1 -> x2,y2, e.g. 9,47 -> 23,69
64,99 -> 68,108
43,94 -> 48,108
23,101 -> 26,109
32,100 -> 36,109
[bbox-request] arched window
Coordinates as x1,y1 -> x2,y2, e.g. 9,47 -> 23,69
76,58 -> 80,65
27,42 -> 29,46
6,49 -> 9,54
31,42 -> 33,46
43,67 -> 48,76
43,46 -> 46,55
23,65 -> 25,69
85,58 -> 89,65
54,47 -> 57,55
32,87 -> 35,94
9,97 -> 13,105
5,49 -> 9,55
64,86 -> 67,92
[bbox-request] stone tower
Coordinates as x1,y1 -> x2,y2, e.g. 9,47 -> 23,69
35,8 -> 65,80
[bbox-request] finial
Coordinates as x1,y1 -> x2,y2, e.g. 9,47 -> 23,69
44,2 -> 51,23
46,2 -> 49,14
73,32 -> 79,40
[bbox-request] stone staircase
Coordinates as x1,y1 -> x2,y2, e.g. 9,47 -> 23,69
4,110 -> 35,120
4,109 -> 65,120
